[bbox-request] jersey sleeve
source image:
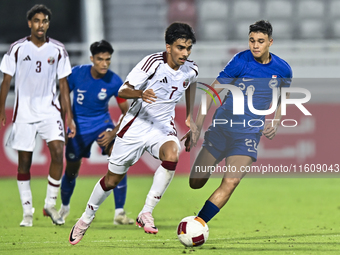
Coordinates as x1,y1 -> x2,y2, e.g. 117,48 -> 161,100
188,61 -> 199,85
125,53 -> 163,89
116,96 -> 127,104
217,53 -> 244,84
0,45 -> 18,76
57,47 -> 72,79
67,66 -> 78,92
280,64 -> 293,88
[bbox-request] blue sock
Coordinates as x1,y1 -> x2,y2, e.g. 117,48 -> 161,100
197,200 -> 220,223
113,175 -> 127,209
60,173 -> 76,206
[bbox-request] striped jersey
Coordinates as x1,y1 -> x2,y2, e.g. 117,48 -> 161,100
0,36 -> 72,123
118,51 -> 198,137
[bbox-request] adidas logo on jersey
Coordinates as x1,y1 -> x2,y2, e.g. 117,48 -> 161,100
160,77 -> 168,83
23,55 -> 31,61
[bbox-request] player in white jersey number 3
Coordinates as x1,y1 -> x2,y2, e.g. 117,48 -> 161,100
0,4 -> 76,227
69,22 -> 198,245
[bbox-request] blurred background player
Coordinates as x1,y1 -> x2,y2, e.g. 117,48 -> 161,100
0,4 -> 76,227
59,40 -> 133,225
186,20 -> 292,224
68,22 -> 198,245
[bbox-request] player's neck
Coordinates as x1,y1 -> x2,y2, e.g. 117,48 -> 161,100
90,67 -> 105,79
254,52 -> 271,64
166,53 -> 180,71
30,35 -> 46,48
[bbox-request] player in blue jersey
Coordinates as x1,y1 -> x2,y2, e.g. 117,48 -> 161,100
58,40 -> 133,225
184,20 -> 292,223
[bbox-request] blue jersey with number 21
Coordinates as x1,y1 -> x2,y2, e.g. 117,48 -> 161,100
216,50 -> 293,134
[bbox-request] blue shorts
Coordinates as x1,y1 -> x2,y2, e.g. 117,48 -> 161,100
202,124 -> 261,162
66,124 -> 115,161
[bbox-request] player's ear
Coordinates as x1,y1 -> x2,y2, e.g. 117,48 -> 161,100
28,20 -> 32,29
166,44 -> 171,54
269,37 -> 273,46
90,56 -> 94,63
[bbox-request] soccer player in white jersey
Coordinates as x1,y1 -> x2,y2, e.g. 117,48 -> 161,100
69,22 -> 198,245
0,4 -> 76,227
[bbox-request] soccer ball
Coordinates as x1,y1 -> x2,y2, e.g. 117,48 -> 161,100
177,216 -> 209,247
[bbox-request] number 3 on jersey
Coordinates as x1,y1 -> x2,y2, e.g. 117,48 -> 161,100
36,61 -> 41,73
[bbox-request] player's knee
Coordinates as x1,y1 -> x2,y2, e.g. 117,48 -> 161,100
65,160 -> 81,178
189,178 -> 207,189
222,178 -> 241,190
101,174 -> 123,190
189,178 -> 201,189
50,147 -> 64,164
161,152 -> 179,163
159,141 -> 179,162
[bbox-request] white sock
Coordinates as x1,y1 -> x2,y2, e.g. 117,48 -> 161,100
141,165 -> 175,214
17,179 -> 33,215
44,175 -> 61,208
61,204 -> 70,211
82,178 -> 112,224
115,208 -> 124,217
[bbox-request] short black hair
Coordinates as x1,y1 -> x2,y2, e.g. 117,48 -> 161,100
90,40 -> 114,56
27,4 -> 52,21
249,20 -> 273,38
165,22 -> 196,45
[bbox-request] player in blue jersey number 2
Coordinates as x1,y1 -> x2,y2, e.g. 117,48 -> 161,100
59,40 -> 133,225
185,20 -> 293,223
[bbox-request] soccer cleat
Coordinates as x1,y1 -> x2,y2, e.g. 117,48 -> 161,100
114,211 -> 134,225
20,215 -> 33,227
69,218 -> 92,245
43,207 -> 64,225
136,212 -> 158,234
59,205 -> 70,223
20,208 -> 35,227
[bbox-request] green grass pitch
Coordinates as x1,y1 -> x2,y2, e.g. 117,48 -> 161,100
1,176 -> 340,254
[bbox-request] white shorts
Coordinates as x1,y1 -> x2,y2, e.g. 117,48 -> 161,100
108,120 -> 180,174
6,116 -> 65,151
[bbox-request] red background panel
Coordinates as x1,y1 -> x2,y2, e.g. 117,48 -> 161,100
0,104 -> 338,177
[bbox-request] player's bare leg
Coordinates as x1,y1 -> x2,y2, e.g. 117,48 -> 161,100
137,140 -> 179,234
197,155 -> 252,223
47,140 -> 64,180
208,155 -> 252,208
42,140 -> 65,225
17,151 -> 34,226
189,147 -> 219,189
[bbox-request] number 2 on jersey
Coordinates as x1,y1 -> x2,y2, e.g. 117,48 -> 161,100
169,86 -> 178,99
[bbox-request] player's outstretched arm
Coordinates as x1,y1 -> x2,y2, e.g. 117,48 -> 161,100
193,79 -> 223,145
181,82 -> 196,152
118,82 -> 156,103
0,74 -> 12,128
181,80 -> 224,151
59,77 -> 76,138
